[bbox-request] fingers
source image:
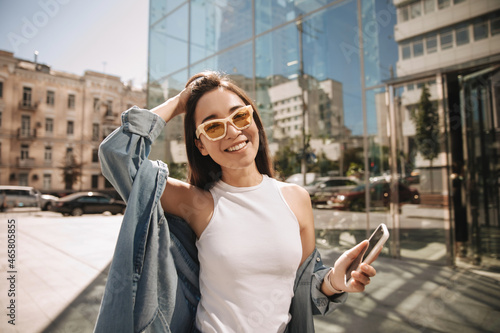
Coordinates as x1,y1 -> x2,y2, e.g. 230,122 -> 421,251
349,263 -> 376,291
343,239 -> 369,261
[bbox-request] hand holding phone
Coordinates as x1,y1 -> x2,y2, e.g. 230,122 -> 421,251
345,223 -> 389,286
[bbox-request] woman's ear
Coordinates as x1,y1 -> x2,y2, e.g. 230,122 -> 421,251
195,138 -> 209,156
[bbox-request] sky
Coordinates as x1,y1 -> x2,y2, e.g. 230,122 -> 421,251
0,0 -> 149,88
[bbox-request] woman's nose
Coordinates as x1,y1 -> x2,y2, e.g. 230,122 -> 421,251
225,122 -> 242,139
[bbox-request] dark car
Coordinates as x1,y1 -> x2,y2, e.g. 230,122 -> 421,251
303,176 -> 360,207
327,180 -> 420,211
51,192 -> 126,216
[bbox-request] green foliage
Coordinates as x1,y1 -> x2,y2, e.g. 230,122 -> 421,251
346,162 -> 363,177
168,162 -> 188,181
410,84 -> 440,162
273,145 -> 301,179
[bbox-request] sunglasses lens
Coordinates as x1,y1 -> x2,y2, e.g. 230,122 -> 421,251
232,108 -> 252,129
204,122 -> 225,139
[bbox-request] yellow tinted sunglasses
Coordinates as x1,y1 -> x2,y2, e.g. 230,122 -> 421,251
195,105 -> 254,141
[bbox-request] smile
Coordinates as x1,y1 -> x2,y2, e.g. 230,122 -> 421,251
226,141 -> 247,152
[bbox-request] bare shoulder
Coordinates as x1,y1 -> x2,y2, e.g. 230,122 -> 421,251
277,181 -> 311,205
276,180 -> 313,228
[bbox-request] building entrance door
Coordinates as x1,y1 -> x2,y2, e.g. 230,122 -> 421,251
460,66 -> 500,267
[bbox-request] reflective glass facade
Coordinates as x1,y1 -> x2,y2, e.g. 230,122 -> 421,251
148,0 -> 500,270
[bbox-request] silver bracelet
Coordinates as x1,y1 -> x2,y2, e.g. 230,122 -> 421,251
323,268 -> 344,294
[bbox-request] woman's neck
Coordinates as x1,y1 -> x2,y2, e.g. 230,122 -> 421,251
220,165 -> 263,187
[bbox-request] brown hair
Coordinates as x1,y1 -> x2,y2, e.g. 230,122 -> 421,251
183,71 -> 273,189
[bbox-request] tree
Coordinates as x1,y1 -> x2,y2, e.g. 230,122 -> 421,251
59,153 -> 83,190
410,84 -> 440,193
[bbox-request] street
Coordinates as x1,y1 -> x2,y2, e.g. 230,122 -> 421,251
0,209 -> 498,333
0,211 -> 122,333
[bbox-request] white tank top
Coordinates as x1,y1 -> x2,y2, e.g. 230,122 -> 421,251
195,175 -> 302,333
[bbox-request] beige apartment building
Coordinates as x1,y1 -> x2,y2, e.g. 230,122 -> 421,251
0,50 -> 146,192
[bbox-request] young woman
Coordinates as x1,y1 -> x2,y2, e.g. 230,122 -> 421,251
94,71 -> 376,333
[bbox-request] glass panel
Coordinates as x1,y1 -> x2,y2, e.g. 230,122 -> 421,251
473,20 -> 489,41
191,0 -> 252,64
440,28 -> 453,49
149,4 -> 188,81
391,80 -> 448,264
255,0 -> 339,35
410,2 -> 421,19
438,0 -> 451,10
149,70 -> 188,163
149,0 -> 185,24
491,16 -> 500,36
401,42 -> 411,59
362,0 -> 398,87
455,23 -> 470,46
426,33 -> 438,53
413,38 -> 424,57
398,6 -> 409,23
424,0 -> 435,14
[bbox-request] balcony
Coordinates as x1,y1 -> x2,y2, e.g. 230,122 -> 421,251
19,101 -> 39,111
16,157 -> 35,168
17,128 -> 37,140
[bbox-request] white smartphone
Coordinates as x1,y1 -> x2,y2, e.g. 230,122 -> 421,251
346,223 -> 390,284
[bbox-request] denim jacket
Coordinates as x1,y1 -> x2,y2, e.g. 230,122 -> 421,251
94,107 -> 347,333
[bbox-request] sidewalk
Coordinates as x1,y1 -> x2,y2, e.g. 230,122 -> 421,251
1,212 -> 499,333
41,251 -> 500,333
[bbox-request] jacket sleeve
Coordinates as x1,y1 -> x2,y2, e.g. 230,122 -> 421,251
288,248 -> 347,332
98,106 -> 166,202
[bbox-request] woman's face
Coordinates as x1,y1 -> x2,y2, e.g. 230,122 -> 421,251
194,88 -> 260,173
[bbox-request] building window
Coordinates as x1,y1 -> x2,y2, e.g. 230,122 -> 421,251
21,115 -> 31,137
46,91 -> 55,106
410,2 -> 421,19
453,0 -> 466,4
44,146 -> 52,163
413,38 -> 424,57
20,144 -> 29,160
19,173 -> 28,186
22,87 -> 32,107
92,124 -> 100,141
91,175 -> 99,189
106,100 -> 113,117
92,149 -> 99,163
426,34 -> 438,53
492,16 -> 500,36
43,174 -> 52,189
438,0 -> 450,9
68,94 -> 75,109
399,7 -> 409,22
45,118 -> 53,134
455,24 -> 470,46
440,28 -> 454,49
67,120 -> 74,135
424,0 -> 435,14
94,97 -> 100,112
473,20 -> 489,40
401,41 -> 411,59
0,81 -> 3,98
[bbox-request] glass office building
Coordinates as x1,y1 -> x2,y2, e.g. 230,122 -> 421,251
148,0 -> 500,269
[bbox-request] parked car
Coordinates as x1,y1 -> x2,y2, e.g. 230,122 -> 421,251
39,193 -> 59,211
0,186 -> 41,211
327,180 -> 420,211
51,192 -> 126,216
285,173 -> 318,186
304,177 -> 360,207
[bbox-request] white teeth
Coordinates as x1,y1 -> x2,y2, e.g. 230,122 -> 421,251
227,142 -> 246,152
